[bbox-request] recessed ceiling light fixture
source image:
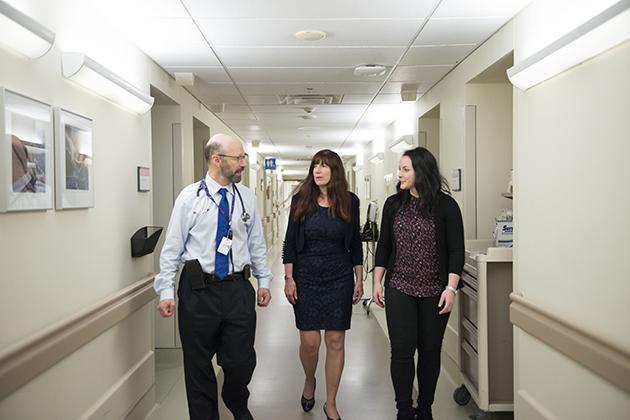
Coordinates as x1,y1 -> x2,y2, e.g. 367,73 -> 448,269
297,126 -> 321,130
295,30 -> 326,41
354,65 -> 386,77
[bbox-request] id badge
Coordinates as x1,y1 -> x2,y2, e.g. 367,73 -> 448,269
218,237 -> 233,255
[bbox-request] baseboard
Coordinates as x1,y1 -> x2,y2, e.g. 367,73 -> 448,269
124,384 -> 157,420
515,390 -> 559,420
79,351 -> 155,420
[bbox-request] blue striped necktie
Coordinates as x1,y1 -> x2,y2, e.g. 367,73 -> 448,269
215,188 -> 229,279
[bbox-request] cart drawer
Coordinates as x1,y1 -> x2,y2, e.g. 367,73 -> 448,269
461,316 -> 478,351
460,284 -> 478,327
461,271 -> 478,291
461,340 -> 479,390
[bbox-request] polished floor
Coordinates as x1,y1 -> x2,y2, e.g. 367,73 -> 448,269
146,244 -> 511,420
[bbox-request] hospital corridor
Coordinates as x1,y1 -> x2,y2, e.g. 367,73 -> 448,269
1,0 -> 629,419
145,244 -> 509,420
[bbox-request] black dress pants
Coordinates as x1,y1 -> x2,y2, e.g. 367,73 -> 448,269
385,287 -> 450,410
178,269 -> 257,420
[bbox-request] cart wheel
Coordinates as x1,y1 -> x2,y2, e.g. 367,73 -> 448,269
453,385 -> 471,406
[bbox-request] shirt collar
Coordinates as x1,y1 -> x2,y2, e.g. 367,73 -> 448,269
204,173 -> 233,197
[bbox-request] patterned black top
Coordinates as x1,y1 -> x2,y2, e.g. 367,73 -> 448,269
389,196 -> 442,298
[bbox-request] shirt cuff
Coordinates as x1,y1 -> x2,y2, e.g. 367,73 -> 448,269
159,289 -> 175,301
256,276 -> 271,290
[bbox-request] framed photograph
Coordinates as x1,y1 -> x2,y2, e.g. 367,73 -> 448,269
137,166 -> 150,192
0,88 -> 53,212
451,169 -> 461,191
54,108 -> 94,209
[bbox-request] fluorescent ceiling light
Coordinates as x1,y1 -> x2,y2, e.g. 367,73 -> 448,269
369,153 -> 384,164
389,135 -> 413,153
352,165 -> 363,172
0,0 -> 55,59
61,52 -> 154,114
507,0 -> 630,90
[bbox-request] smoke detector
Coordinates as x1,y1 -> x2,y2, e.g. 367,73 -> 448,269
300,107 -> 317,119
295,30 -> 326,41
354,65 -> 386,77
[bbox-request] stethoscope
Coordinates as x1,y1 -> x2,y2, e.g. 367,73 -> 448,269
195,179 -> 251,223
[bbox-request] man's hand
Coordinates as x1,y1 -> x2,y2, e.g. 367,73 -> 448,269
158,299 -> 176,317
257,288 -> 271,307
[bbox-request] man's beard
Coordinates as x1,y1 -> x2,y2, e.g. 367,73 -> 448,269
221,161 -> 242,183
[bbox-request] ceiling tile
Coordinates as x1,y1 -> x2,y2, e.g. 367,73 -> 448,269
195,19 -> 424,47
228,67 -> 386,83
389,65 -> 454,83
145,46 -> 222,67
236,82 -> 382,96
433,0 -> 533,18
183,0 -> 435,19
214,47 -> 406,67
414,17 -> 509,46
185,83 -> 239,96
164,67 -> 232,83
400,44 -> 476,66
87,0 -> 190,18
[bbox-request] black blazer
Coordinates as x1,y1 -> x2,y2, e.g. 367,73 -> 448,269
374,192 -> 465,289
283,192 -> 363,267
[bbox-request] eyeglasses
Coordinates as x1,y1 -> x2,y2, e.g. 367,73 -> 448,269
217,153 -> 249,163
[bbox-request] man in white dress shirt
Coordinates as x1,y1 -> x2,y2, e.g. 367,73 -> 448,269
154,133 -> 272,420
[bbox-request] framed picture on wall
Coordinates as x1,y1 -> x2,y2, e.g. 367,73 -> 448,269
54,108 -> 94,209
0,88 -> 53,212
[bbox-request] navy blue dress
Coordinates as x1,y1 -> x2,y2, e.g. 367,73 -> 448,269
293,206 -> 354,331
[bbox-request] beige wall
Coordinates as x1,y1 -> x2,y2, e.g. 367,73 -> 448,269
0,0 -> 266,418
353,0 -> 630,417
511,0 -> 630,417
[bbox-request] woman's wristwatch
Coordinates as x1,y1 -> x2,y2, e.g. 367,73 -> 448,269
284,275 -> 293,280
445,285 -> 458,294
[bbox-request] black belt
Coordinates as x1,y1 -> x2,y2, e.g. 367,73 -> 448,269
205,271 -> 246,282
185,259 -> 251,290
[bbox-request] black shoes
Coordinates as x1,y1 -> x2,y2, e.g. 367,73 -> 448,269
323,402 -> 341,420
415,405 -> 433,420
301,378 -> 316,412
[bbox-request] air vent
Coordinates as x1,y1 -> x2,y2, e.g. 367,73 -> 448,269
278,94 -> 343,105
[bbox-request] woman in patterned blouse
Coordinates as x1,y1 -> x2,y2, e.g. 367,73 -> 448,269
372,147 -> 464,420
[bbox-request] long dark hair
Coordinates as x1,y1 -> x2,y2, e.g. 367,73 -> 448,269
291,149 -> 351,223
392,147 -> 450,218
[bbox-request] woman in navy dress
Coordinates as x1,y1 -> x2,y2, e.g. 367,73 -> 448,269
283,149 -> 363,420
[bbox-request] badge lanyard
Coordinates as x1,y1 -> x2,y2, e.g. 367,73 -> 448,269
199,179 -> 236,239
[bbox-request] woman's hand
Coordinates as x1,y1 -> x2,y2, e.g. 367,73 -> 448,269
372,281 -> 385,308
438,289 -> 456,314
284,277 -> 298,305
352,280 -> 364,305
